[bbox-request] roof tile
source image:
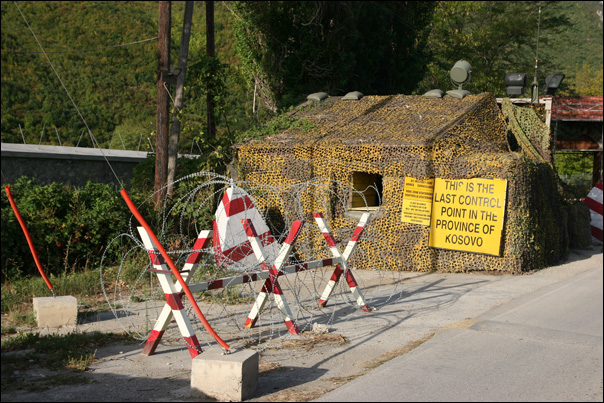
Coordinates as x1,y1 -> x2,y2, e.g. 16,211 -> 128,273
552,96 -> 603,121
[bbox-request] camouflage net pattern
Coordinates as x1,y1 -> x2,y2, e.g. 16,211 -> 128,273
501,98 -> 552,164
238,93 -> 569,274
100,173 -> 404,350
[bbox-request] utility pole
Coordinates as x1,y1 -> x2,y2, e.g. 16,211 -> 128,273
206,1 -> 216,140
167,1 -> 194,192
155,1 -> 171,208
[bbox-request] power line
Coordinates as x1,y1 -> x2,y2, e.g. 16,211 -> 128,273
1,36 -> 159,54
12,1 -> 123,188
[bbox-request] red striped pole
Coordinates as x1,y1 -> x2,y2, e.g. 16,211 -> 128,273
120,189 -> 230,352
186,256 -> 339,293
242,219 -> 304,334
141,229 -> 212,356
583,182 -> 603,242
5,185 -> 54,292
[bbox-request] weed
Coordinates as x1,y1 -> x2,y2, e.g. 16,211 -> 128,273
1,331 -> 136,392
197,285 -> 255,305
1,269 -> 105,329
65,352 -> 97,371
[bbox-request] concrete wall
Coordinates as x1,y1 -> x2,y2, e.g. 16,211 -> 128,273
1,143 -> 149,188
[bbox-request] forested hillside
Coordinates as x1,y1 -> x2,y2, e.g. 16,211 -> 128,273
1,1 -> 602,158
0,1 -> 254,160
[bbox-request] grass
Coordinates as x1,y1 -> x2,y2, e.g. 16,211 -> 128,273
1,330 -> 137,392
1,268 -> 113,334
0,268 -> 140,393
1,264 -> 256,393
197,284 -> 256,305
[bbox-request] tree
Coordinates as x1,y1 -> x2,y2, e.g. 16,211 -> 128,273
167,1 -> 195,190
206,1 -> 216,140
417,1 -> 571,96
1,1 -> 157,148
229,1 -> 435,112
572,63 -> 603,96
155,0 -> 171,206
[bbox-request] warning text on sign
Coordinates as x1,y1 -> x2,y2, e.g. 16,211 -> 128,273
429,178 -> 507,255
401,177 -> 434,226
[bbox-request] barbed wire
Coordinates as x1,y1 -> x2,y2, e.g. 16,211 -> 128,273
99,172 -> 407,352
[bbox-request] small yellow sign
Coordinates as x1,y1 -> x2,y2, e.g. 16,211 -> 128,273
401,177 -> 434,226
429,178 -> 507,256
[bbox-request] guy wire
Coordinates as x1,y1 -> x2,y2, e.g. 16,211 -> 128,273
13,1 -> 123,188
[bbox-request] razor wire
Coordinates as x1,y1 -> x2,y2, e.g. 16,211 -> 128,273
100,172 -> 406,352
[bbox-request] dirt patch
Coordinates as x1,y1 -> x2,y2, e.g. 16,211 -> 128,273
273,331 -> 349,351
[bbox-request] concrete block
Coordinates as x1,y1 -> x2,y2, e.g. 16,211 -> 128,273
32,296 -> 78,328
191,348 -> 259,401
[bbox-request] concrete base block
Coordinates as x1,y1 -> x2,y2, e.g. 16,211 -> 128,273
32,296 -> 77,328
191,348 -> 259,402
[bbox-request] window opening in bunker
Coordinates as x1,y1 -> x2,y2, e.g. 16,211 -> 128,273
350,172 -> 383,210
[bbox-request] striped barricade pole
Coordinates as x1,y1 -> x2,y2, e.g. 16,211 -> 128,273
242,219 -> 305,335
137,212 -> 372,356
583,182 -> 603,243
137,227 -> 211,358
313,212 -> 372,312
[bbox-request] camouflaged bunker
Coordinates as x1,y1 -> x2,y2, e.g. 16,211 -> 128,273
236,92 -> 576,273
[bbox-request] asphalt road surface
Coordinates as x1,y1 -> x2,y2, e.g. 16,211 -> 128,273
315,253 -> 603,402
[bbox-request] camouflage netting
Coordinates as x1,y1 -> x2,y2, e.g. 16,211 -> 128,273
237,93 -> 570,273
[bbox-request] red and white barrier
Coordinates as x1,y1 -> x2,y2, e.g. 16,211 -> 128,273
213,185 -> 281,269
313,212 -> 371,312
583,182 -> 603,243
138,228 -> 212,358
242,219 -> 304,334
137,185 -> 374,356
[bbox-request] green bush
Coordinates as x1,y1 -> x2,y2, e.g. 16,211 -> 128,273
2,155 -> 226,284
1,177 -> 134,282
554,152 -> 595,199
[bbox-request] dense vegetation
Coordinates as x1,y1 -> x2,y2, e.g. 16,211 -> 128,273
1,178 -> 134,282
0,155 -> 213,283
229,2 -> 436,110
1,1 -> 602,284
418,1 -> 603,96
2,1 -> 602,152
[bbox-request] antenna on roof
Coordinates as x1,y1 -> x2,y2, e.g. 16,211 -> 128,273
530,6 -> 542,104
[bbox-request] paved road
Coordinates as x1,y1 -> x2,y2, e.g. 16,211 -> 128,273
315,258 -> 603,402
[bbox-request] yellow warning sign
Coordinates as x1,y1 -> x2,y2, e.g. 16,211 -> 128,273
401,177 -> 434,226
429,178 -> 507,256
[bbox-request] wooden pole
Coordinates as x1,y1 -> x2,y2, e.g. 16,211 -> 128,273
206,1 -> 216,141
155,1 -> 171,208
167,1 -> 194,191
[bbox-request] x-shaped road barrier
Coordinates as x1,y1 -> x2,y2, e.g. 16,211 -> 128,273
137,212 -> 371,357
